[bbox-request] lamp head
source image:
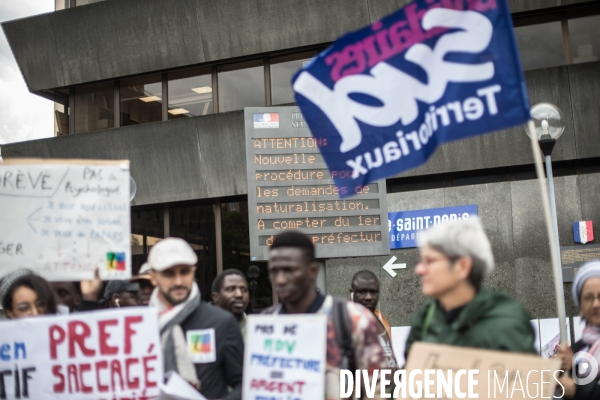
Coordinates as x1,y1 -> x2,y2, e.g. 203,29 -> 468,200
525,103 -> 566,141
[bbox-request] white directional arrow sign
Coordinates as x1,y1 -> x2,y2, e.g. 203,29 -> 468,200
382,256 -> 406,278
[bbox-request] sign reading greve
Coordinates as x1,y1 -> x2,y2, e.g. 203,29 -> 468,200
0,308 -> 162,400
389,205 -> 477,249
242,314 -> 327,400
0,159 -> 132,281
292,0 -> 529,197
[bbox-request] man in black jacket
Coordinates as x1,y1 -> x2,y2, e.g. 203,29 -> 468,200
148,237 -> 244,400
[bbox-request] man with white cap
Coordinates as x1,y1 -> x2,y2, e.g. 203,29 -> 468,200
148,237 -> 244,400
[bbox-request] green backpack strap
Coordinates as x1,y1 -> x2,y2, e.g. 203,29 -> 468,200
421,302 -> 436,339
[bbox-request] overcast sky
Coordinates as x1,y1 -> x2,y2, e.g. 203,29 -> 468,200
0,1 -> 54,144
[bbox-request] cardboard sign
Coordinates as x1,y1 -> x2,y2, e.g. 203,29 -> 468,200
403,343 -> 562,399
242,314 -> 327,400
0,159 -> 132,281
0,307 -> 163,400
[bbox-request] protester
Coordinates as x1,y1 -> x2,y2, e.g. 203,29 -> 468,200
265,230 -> 389,400
51,281 -> 81,312
555,261 -> 600,399
404,218 -> 535,358
77,267 -> 105,311
148,237 -> 243,400
212,269 -> 250,336
350,270 -> 398,370
102,280 -> 140,308
131,262 -> 155,306
0,269 -> 57,318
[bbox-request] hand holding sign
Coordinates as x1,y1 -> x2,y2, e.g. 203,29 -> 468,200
0,159 -> 132,281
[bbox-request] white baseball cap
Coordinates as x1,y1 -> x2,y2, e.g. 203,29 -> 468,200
148,237 -> 198,271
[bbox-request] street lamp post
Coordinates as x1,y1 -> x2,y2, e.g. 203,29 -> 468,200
525,103 -> 568,344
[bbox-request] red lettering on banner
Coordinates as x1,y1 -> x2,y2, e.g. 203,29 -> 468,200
124,316 -> 143,354
125,358 -> 140,389
67,364 -> 80,393
96,360 -> 109,392
80,363 -> 93,394
98,319 -> 119,355
249,379 -> 307,394
49,325 -> 66,359
143,355 -> 158,388
68,320 -> 95,357
52,365 -> 65,392
110,359 -> 124,392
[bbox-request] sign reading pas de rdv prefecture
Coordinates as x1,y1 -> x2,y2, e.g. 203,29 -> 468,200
292,0 -> 530,197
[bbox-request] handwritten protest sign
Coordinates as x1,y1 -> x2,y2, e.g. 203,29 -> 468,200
0,159 -> 132,281
0,307 -> 162,400
403,343 -> 562,399
242,314 -> 327,400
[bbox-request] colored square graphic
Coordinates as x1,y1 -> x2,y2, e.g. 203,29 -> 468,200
106,252 -> 126,271
189,333 -> 212,354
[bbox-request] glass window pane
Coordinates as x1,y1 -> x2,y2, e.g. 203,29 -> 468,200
514,22 -> 564,71
569,15 -> 600,64
169,203 -> 217,302
120,74 -> 163,126
168,68 -> 213,119
131,207 -> 165,273
270,53 -> 315,105
218,60 -> 264,112
74,82 -> 114,134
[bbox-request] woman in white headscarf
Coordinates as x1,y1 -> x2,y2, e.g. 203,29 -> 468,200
556,261 -> 600,399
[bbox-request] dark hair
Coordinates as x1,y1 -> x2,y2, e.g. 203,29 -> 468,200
351,270 -> 379,286
212,269 -> 247,293
3,274 -> 58,314
270,230 -> 315,262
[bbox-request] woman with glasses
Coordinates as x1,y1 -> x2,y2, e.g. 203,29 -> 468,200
0,269 -> 58,319
404,217 -> 535,360
555,261 -> 600,399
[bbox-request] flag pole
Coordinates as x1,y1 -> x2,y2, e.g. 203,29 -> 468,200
527,120 -> 568,345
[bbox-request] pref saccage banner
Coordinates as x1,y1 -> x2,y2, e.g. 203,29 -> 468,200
0,308 -> 162,400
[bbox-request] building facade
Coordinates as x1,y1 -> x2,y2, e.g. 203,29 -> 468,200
2,0 -> 600,332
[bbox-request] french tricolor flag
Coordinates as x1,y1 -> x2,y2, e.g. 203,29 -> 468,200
573,221 -> 594,244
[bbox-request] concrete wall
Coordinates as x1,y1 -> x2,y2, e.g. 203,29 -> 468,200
325,174 -> 600,326
3,0 -> 596,92
2,63 -> 599,206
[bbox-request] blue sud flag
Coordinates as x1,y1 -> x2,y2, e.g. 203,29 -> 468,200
292,0 -> 529,198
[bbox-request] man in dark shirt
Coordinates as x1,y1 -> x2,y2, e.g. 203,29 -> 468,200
350,270 -> 398,370
148,237 -> 244,400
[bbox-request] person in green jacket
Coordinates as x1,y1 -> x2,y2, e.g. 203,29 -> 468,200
404,217 -> 536,361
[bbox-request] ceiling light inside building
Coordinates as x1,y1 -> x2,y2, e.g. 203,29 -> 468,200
191,86 -> 213,94
140,96 -> 161,102
168,108 -> 189,115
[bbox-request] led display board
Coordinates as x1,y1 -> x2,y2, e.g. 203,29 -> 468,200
245,107 -> 390,261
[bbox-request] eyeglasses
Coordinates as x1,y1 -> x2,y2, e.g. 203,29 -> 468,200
417,255 -> 460,268
581,293 -> 600,305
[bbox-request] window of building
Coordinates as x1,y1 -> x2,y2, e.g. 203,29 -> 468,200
514,21 -> 565,71
569,15 -> 600,64
218,60 -> 265,112
120,74 -> 163,126
130,207 -> 165,274
168,67 -> 213,119
54,89 -> 69,137
270,52 -> 315,105
74,82 -> 115,134
169,202 -> 217,302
